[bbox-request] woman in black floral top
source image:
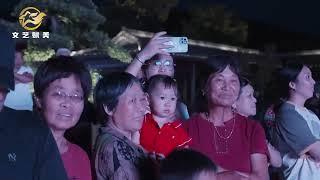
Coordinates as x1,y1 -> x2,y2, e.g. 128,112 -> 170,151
94,72 -> 149,180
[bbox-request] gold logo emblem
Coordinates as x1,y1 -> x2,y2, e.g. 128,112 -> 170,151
19,7 -> 46,31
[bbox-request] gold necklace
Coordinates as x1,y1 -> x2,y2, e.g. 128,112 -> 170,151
205,112 -> 236,140
205,112 -> 236,154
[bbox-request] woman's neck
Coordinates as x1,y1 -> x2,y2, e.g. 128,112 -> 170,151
108,120 -> 132,141
208,107 -> 233,125
288,94 -> 306,108
50,129 -> 68,154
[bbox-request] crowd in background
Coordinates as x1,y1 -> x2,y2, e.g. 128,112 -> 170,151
1,26 -> 320,180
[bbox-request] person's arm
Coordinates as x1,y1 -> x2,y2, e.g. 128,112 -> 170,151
277,106 -> 318,158
217,171 -> 247,180
14,72 -> 33,83
301,141 -> 320,161
267,142 -> 282,167
247,154 -> 269,180
125,31 -> 171,77
247,122 -> 269,180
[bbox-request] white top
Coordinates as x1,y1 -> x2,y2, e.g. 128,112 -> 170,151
4,66 -> 33,111
281,103 -> 320,180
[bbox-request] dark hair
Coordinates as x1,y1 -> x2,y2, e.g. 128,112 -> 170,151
194,55 -> 240,113
277,63 -> 304,99
239,76 -> 251,95
94,72 -> 140,123
34,56 -> 92,99
207,55 -> 240,77
204,55 -> 240,92
160,149 -> 217,180
15,41 -> 27,53
146,75 -> 178,97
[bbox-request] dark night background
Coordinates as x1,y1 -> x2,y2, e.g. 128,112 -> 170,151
1,0 -> 320,51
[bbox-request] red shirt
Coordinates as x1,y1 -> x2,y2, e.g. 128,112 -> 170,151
183,113 -> 268,173
61,142 -> 92,180
140,113 -> 192,156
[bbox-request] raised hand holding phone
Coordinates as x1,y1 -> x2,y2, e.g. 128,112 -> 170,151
136,31 -> 173,63
163,37 -> 188,53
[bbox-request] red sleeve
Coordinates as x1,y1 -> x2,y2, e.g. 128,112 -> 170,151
250,121 -> 268,156
176,124 -> 192,147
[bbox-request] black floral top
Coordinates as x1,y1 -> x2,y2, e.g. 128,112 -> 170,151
94,125 -> 145,180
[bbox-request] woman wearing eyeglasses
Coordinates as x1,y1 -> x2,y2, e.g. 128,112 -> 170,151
33,56 -> 92,180
126,31 -> 189,120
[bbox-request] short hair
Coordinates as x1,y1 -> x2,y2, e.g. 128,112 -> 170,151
160,149 -> 217,180
94,72 -> 140,123
277,62 -> 304,99
207,55 -> 240,77
34,56 -> 92,99
239,76 -> 252,95
204,55 -> 241,92
196,55 -> 241,113
146,75 -> 178,96
15,41 -> 27,53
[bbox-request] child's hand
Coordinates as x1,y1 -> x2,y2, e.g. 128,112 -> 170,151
149,152 -> 165,161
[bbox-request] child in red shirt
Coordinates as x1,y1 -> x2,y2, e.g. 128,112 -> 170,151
140,75 -> 192,157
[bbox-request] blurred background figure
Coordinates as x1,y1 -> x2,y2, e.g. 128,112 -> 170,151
4,42 -> 33,111
56,48 -> 71,57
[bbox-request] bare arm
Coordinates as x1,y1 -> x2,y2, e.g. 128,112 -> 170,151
248,153 -> 269,180
217,171 -> 247,180
267,143 -> 282,167
301,141 -> 320,162
125,31 -> 172,77
15,72 -> 33,83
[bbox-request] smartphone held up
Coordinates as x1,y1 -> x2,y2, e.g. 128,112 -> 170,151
163,37 -> 188,53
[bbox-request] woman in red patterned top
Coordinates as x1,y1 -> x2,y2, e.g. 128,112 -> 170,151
140,75 -> 192,157
184,56 -> 269,180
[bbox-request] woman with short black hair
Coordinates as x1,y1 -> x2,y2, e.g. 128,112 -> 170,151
184,56 -> 269,180
94,72 -> 149,180
34,56 -> 92,180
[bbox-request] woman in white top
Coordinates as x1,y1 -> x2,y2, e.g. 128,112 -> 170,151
274,63 -> 320,180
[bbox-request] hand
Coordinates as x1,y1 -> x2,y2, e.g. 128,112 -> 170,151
149,152 -> 165,161
22,72 -> 33,78
136,32 -> 173,63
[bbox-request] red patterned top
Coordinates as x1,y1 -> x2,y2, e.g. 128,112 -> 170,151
140,113 -> 192,156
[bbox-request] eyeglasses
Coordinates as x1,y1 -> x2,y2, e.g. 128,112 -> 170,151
51,90 -> 84,103
148,60 -> 175,70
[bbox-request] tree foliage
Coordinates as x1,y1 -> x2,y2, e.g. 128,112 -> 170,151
1,0 -> 131,63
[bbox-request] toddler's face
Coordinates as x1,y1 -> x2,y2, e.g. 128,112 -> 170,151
149,83 -> 177,119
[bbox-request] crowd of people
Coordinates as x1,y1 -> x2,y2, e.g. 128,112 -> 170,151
1,25 -> 320,180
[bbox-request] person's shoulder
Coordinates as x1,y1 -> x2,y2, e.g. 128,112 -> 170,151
237,114 -> 263,129
7,108 -> 49,133
278,102 -> 295,113
183,113 -> 207,129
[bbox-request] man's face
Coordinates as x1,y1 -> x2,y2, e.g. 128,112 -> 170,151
0,87 -> 9,111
